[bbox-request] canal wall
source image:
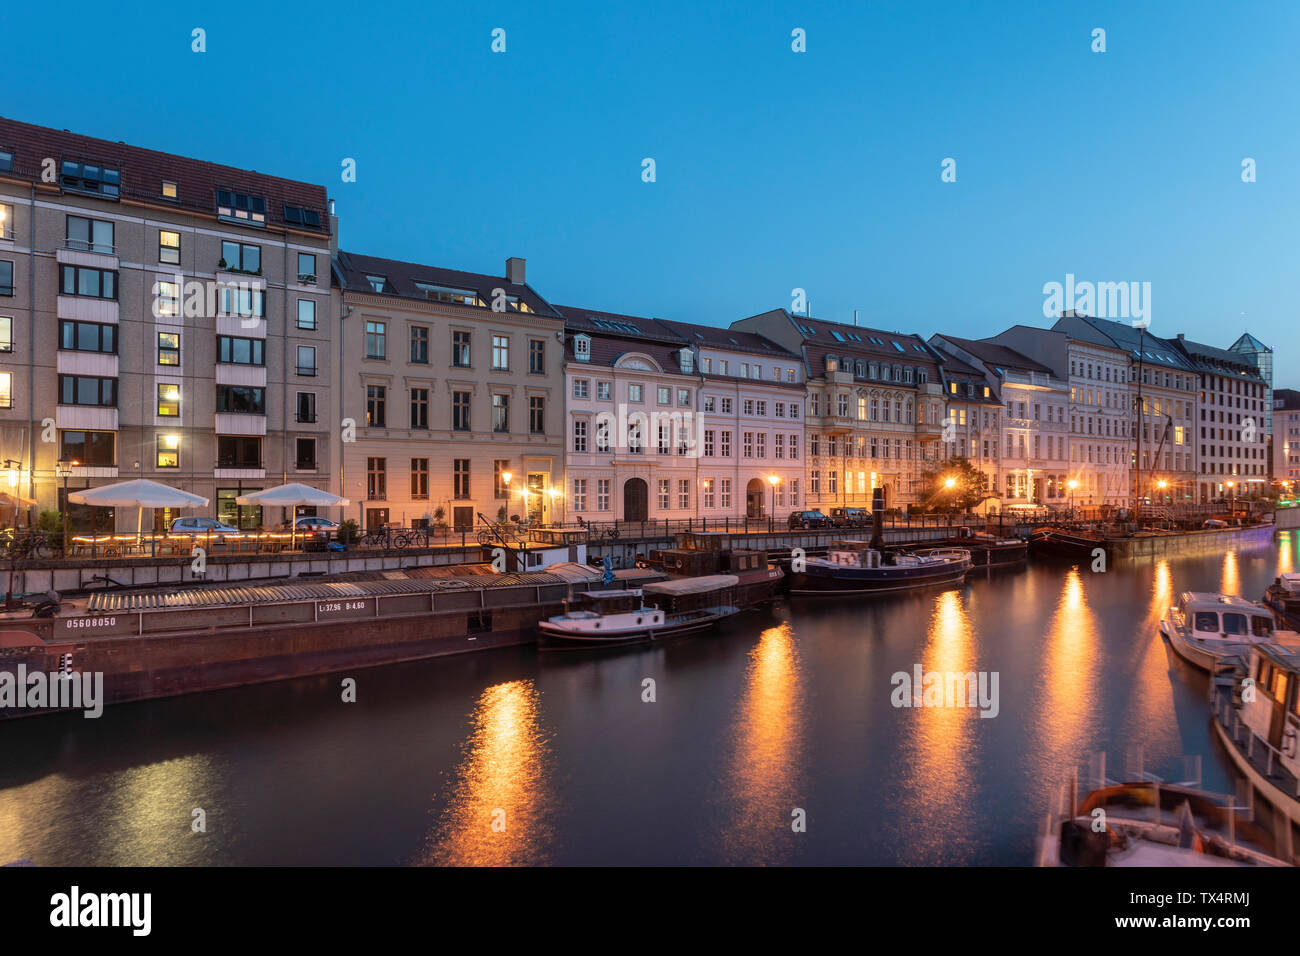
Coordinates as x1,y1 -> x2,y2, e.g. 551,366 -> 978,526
1276,508 -> 1300,532
1108,522 -> 1277,558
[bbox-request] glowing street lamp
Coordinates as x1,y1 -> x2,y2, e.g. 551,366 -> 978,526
767,473 -> 781,519
1067,478 -> 1079,517
56,458 -> 79,547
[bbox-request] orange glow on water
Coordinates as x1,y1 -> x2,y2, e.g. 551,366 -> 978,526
1221,550 -> 1240,596
421,680 -> 551,866
1279,533 -> 1294,576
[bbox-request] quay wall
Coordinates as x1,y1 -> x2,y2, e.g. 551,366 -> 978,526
1276,508 -> 1300,532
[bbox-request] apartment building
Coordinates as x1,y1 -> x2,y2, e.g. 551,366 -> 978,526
0,117 -> 335,531
1229,333 -> 1274,432
334,252 -> 564,530
1171,335 -> 1270,501
1274,388 -> 1300,488
930,335 -> 1069,510
929,353 -> 1002,508
1053,314 -> 1197,505
656,319 -> 805,519
986,325 -> 1132,507
734,310 -> 944,510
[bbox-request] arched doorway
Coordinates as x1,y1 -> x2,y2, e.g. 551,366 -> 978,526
746,477 -> 766,518
623,478 -> 648,521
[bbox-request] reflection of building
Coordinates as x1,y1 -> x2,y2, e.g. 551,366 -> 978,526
929,335 -> 1067,511
1273,389 -> 1300,487
1170,335 -> 1270,501
334,253 -> 564,530
0,116 -> 336,531
734,309 -> 944,510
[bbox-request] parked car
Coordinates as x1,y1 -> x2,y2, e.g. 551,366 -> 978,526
169,517 -> 241,536
830,507 -> 870,528
282,516 -> 340,532
787,510 -> 831,530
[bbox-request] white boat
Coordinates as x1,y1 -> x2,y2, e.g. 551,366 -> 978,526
538,574 -> 741,648
1210,643 -> 1300,835
1159,591 -> 1293,672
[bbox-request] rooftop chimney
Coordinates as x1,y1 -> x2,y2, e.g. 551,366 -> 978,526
506,257 -> 526,285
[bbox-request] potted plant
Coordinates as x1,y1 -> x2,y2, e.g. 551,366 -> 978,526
338,518 -> 359,547
217,257 -> 228,270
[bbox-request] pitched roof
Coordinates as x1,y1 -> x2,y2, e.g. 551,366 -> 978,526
556,305 -> 683,343
1173,335 -> 1265,379
1274,388 -> 1300,410
1054,314 -> 1195,369
0,115 -> 329,234
336,251 -> 561,318
934,334 -> 1053,375
655,318 -> 798,359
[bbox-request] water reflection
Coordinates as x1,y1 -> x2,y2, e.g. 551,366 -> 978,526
1122,559 -> 1179,750
897,589 -> 979,863
716,622 -> 805,864
420,680 -> 552,866
1279,532 -> 1294,577
1038,569 -> 1100,769
1221,550 -> 1240,596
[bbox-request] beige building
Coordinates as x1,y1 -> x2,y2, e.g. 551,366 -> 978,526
334,252 -> 564,530
0,117 -> 336,531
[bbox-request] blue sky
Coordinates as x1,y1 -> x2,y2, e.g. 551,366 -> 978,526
4,0 -> 1296,369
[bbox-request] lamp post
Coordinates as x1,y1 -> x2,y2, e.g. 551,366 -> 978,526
943,475 -> 956,528
1226,480 -> 1236,518
56,458 -> 79,550
768,473 -> 780,528
1067,478 -> 1079,520
500,471 -> 512,525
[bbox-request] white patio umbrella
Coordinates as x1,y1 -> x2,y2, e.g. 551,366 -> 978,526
68,479 -> 209,542
235,483 -> 350,549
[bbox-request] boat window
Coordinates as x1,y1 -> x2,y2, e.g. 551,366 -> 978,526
1222,613 -> 1249,636
1251,616 -> 1274,638
1193,611 -> 1220,632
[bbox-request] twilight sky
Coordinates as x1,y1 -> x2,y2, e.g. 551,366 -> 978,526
4,0 -> 1296,377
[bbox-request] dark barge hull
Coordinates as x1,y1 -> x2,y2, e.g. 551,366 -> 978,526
538,608 -> 737,650
1028,530 -> 1108,560
786,563 -> 970,595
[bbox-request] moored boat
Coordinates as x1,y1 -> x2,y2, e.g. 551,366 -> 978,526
785,541 -> 971,596
538,574 -> 742,649
1160,591 -> 1293,672
1028,526 -> 1109,561
1265,573 -> 1300,631
915,528 -> 1027,567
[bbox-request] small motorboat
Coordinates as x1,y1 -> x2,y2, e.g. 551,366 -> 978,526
538,574 -> 741,649
785,542 -> 971,596
1159,591 -> 1295,672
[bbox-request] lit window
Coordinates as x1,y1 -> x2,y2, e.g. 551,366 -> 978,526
161,181 -> 178,200
157,433 -> 180,468
157,383 -> 181,416
159,230 -> 180,264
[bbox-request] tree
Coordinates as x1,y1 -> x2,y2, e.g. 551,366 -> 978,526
922,457 -> 989,513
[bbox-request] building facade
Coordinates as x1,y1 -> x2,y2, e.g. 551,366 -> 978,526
734,309 -> 944,511
0,117 -> 336,531
1274,388 -> 1300,489
334,252 -> 565,530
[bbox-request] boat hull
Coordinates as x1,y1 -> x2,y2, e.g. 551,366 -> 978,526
538,607 -> 737,649
787,559 -> 970,596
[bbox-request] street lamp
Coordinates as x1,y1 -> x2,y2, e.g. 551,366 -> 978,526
56,458 -> 79,548
1226,480 -> 1236,516
547,486 -> 560,527
767,473 -> 781,520
1067,478 -> 1079,519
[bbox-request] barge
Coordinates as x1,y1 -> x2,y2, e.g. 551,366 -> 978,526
539,575 -> 744,649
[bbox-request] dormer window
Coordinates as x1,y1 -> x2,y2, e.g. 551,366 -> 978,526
679,348 -> 694,373
365,274 -> 393,294
216,189 -> 266,226
283,205 -> 323,229
61,161 -> 120,199
161,181 -> 178,200
574,334 -> 591,362
826,356 -> 837,373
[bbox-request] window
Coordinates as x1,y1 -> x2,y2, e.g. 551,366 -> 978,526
704,430 -> 715,456
597,381 -> 611,400
414,282 -> 479,305
215,189 -> 266,226
62,430 -> 115,466
156,433 -> 180,468
678,479 -> 690,510
492,335 -> 510,370
596,419 -> 611,452
720,478 -> 732,509
282,205 -> 322,229
157,383 -> 181,417
159,230 -> 180,264
703,395 -> 715,412
493,393 -> 509,432
365,321 -> 386,359
574,335 -> 591,362
452,391 -> 470,431
216,385 -> 265,414
678,388 -> 691,407
58,375 -> 117,407
597,478 -> 610,511
0,151 -> 10,172
529,339 -> 545,374
720,430 -> 731,457
161,181 -> 178,200
702,478 -> 715,509
452,330 -> 471,367
573,379 -> 589,399
573,478 -> 587,511
216,435 -> 261,468
367,458 -> 387,499
366,385 -> 386,427
493,461 -> 510,499
220,285 -> 264,318
658,386 -> 671,405
628,384 -> 643,403
60,265 -> 117,299
297,438 -> 318,471
154,279 -> 180,317
410,388 -> 429,429
0,371 -> 10,408
0,203 -> 13,240
59,320 -> 117,354
220,241 -> 261,273
658,479 -> 670,510
218,335 -> 264,365
573,419 -> 588,452
65,216 -> 114,255
61,161 -> 120,199
720,397 -> 732,414
410,326 -> 429,364
453,460 -> 470,499
297,299 -> 317,330
756,401 -> 767,416
297,253 -> 317,282
296,392 -> 316,424
297,345 -> 317,376
0,316 -> 9,352
411,459 -> 429,499
0,261 -> 11,296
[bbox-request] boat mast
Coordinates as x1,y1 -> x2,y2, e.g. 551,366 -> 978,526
1133,325 -> 1144,525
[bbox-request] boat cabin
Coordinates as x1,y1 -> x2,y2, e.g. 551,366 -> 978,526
1174,592 -> 1277,641
642,574 -> 739,613
1238,643 -> 1300,776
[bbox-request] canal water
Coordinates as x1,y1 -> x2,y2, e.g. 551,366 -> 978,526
2,532 -> 1295,866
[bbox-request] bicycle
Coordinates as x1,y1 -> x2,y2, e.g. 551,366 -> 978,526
0,529 -> 56,560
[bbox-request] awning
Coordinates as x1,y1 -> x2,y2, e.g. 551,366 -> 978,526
644,574 -> 739,596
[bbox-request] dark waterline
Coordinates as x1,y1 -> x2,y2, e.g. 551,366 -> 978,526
2,532 -> 1296,866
